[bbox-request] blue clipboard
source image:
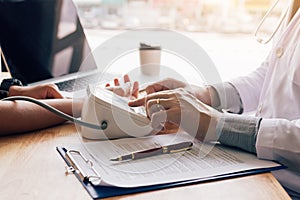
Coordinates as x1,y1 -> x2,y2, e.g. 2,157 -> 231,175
56,146 -> 284,199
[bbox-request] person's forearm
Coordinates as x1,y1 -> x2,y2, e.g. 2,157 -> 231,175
0,99 -> 82,135
184,83 -> 239,112
184,85 -> 217,106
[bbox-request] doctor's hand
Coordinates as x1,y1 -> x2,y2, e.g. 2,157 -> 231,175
9,83 -> 63,99
144,78 -> 218,106
106,74 -> 139,99
129,88 -> 221,141
144,78 -> 187,94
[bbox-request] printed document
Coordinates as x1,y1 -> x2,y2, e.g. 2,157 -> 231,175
73,132 -> 281,188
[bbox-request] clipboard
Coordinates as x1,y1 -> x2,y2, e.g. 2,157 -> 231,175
56,146 -> 285,199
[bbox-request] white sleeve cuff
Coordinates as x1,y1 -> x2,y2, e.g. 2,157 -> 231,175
211,82 -> 243,114
256,119 -> 277,160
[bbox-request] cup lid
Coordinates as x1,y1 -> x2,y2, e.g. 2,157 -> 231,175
139,42 -> 161,50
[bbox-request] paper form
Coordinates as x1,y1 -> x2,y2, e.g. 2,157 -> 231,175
75,132 -> 281,188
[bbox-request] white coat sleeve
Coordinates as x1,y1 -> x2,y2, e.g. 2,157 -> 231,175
229,60 -> 268,113
256,118 -> 300,173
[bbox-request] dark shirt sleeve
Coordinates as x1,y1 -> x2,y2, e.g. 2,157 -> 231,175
216,113 -> 262,154
211,82 -> 262,153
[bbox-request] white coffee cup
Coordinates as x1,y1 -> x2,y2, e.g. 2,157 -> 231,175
139,43 -> 161,76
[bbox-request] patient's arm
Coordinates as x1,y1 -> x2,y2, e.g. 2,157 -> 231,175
0,99 -> 82,135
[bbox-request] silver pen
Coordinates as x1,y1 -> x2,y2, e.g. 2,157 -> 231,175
110,141 -> 193,161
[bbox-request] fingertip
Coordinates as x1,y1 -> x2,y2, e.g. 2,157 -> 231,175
128,99 -> 139,107
50,88 -> 64,99
114,78 -> 120,86
48,83 -> 59,90
128,97 -> 146,107
54,89 -> 64,99
105,83 -> 110,87
132,81 -> 139,98
133,81 -> 139,90
124,74 -> 130,83
127,100 -> 135,106
50,83 -> 57,87
145,86 -> 154,94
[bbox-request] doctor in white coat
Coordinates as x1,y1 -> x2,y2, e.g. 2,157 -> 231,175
129,0 -> 300,198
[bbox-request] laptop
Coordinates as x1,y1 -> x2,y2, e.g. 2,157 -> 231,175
0,0 -> 106,94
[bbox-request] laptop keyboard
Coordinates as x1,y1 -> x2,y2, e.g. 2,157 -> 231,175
55,74 -> 99,92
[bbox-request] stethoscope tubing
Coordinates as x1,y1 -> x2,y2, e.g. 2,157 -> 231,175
254,0 -> 289,44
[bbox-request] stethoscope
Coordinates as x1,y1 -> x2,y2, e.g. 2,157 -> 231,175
254,0 -> 290,44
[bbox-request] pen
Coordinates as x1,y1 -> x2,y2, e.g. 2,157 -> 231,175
110,141 -> 193,161
138,88 -> 145,92
138,88 -> 147,97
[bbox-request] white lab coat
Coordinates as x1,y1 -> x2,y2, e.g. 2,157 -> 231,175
230,4 -> 300,195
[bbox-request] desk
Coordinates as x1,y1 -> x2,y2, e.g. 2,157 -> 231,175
0,123 -> 291,200
0,72 -> 11,81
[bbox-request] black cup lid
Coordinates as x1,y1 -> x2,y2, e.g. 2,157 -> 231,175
139,42 -> 161,50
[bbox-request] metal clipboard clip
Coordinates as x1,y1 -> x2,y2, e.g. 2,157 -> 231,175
65,150 -> 101,185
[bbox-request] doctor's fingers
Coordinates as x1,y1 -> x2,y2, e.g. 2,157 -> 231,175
145,82 -> 171,94
106,82 -> 138,98
123,74 -> 130,83
146,98 -> 176,117
118,75 -> 140,98
145,99 -> 169,118
131,81 -> 139,99
129,91 -> 176,107
114,78 -> 120,86
113,74 -> 131,86
150,108 -> 181,131
145,78 -> 187,94
107,75 -> 138,98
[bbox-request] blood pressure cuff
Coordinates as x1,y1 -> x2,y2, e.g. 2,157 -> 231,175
0,90 -> 9,99
0,78 -> 23,99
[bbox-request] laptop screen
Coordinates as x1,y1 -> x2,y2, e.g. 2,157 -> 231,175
0,0 -> 97,85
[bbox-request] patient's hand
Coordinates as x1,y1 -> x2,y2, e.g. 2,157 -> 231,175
106,74 -> 139,99
9,84 -> 63,99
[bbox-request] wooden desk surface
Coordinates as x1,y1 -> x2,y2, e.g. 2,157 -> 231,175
0,124 -> 290,200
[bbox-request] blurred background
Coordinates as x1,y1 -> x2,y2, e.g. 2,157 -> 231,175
74,0 -> 284,34
71,0 -> 285,81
